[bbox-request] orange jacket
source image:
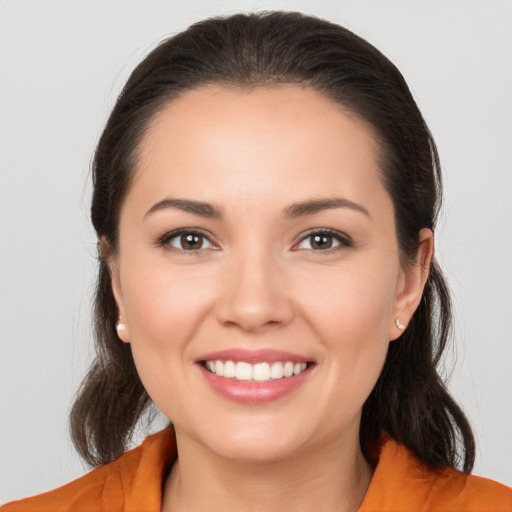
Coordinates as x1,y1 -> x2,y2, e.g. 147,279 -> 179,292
3,428 -> 511,511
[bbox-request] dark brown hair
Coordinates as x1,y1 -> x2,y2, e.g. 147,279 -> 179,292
70,11 -> 475,472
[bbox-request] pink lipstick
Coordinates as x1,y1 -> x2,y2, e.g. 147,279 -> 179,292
197,349 -> 314,404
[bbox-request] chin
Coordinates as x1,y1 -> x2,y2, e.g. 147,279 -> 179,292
181,415 -> 321,464
210,436 -> 303,464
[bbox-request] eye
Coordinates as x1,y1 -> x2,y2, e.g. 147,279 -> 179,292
294,229 -> 353,251
158,229 -> 216,252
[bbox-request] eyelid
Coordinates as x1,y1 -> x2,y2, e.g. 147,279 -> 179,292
157,227 -> 219,253
156,227 -> 353,253
292,228 -> 354,251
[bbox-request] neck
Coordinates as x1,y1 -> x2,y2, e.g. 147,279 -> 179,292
162,429 -> 372,512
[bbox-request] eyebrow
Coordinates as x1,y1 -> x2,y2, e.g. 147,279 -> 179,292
144,196 -> 370,220
283,198 -> 370,219
145,198 -> 222,219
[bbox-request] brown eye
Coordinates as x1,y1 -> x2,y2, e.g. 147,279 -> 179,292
311,234 -> 333,250
295,230 -> 352,251
166,230 -> 214,251
180,233 -> 203,250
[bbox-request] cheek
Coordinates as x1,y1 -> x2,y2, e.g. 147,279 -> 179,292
118,261 -> 216,412
299,259 -> 399,341
122,261 -> 214,345
297,259 -> 399,390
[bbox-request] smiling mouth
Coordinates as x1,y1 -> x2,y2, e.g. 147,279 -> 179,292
202,360 -> 313,383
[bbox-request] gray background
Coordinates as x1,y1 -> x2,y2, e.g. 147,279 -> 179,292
1,0 -> 511,502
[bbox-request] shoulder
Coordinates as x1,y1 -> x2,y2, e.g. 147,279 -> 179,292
455,473 -> 512,507
435,470 -> 512,511
360,436 -> 512,511
1,428 -> 176,512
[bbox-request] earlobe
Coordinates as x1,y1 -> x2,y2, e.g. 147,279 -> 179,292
116,320 -> 130,343
390,228 -> 434,340
100,237 -> 131,343
394,318 -> 406,331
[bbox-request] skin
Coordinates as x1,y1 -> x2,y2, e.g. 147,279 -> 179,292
107,85 -> 433,512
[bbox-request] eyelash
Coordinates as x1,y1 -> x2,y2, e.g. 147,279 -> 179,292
156,228 -> 353,254
157,228 -> 217,255
293,228 -> 354,252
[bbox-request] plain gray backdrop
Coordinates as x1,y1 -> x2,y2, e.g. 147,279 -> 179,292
1,0 -> 511,502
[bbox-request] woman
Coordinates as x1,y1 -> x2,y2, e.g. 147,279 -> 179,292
3,11 -> 511,512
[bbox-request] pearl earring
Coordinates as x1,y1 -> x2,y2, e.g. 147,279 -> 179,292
116,323 -> 126,331
395,318 -> 406,331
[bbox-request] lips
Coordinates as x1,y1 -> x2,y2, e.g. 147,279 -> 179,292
197,348 -> 315,404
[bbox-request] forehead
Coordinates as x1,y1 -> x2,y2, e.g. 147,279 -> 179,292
130,84 -> 388,216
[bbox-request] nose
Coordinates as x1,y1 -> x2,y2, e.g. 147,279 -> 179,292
215,248 -> 295,333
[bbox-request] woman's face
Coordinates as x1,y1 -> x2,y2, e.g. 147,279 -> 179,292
111,85 -> 427,461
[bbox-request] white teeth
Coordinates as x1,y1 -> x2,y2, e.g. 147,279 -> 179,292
223,360 -> 236,378
270,362 -> 284,379
283,361 -> 294,378
235,362 -> 253,381
293,363 -> 307,375
253,362 -> 270,382
204,359 -> 309,382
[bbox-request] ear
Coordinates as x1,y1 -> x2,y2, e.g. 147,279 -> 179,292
100,237 -> 130,343
389,228 -> 434,340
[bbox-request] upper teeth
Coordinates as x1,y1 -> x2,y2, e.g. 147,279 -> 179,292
205,360 -> 308,382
